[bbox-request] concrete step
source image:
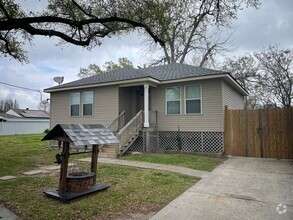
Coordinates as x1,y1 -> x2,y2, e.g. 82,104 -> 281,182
100,147 -> 116,153
100,150 -> 116,154
99,152 -> 117,159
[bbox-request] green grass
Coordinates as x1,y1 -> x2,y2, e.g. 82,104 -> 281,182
0,134 -> 88,176
0,165 -> 198,220
0,134 -> 199,219
123,153 -> 223,171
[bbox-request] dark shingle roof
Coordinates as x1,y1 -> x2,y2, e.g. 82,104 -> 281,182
45,63 -> 227,91
47,66 -> 147,90
141,63 -> 225,81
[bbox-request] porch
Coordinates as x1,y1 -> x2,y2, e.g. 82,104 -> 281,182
118,84 -> 155,128
99,84 -> 158,158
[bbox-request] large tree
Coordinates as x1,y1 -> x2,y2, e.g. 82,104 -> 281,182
222,46 -> 293,108
0,97 -> 19,112
0,0 -> 165,63
78,57 -> 133,78
222,55 -> 262,109
141,0 -> 260,65
255,46 -> 293,107
1,0 -> 259,64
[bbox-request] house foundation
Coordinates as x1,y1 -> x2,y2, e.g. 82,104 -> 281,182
129,130 -> 224,154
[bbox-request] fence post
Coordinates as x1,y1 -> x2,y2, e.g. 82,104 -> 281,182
224,105 -> 229,155
245,109 -> 248,157
259,109 -> 264,158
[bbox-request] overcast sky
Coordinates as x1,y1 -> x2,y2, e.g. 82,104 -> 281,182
0,0 -> 292,110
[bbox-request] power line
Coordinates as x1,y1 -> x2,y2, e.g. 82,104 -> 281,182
0,81 -> 43,101
0,81 -> 40,92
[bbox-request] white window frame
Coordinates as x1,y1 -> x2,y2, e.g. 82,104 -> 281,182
165,86 -> 181,115
82,91 -> 94,116
184,84 -> 202,114
70,92 -> 80,117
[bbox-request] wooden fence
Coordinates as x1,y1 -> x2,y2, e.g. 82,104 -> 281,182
224,106 -> 293,159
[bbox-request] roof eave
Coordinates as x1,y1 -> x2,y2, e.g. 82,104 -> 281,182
159,73 -> 228,84
44,72 -> 248,96
225,74 -> 249,96
44,77 -> 160,93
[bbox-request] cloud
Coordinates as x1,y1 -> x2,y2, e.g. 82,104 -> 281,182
1,0 -> 292,110
229,0 -> 293,54
0,33 -> 145,109
0,87 -> 11,98
13,90 -> 42,109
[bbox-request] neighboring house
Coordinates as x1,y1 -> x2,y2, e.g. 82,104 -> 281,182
0,109 -> 50,135
44,63 -> 247,157
6,108 -> 50,119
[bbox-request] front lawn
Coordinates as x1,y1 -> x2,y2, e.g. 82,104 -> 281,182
123,153 -> 223,171
0,134 -> 198,219
0,134 -> 55,176
0,134 -> 88,176
0,165 -> 198,219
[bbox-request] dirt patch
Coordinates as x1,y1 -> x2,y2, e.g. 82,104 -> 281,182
114,212 -> 157,220
93,204 -> 159,220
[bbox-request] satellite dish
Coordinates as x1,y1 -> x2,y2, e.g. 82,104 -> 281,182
53,76 -> 64,85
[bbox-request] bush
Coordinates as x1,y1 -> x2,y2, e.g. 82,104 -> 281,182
43,128 -> 50,134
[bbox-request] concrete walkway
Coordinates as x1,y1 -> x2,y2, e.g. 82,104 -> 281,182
151,157 -> 293,220
4,156 -> 291,219
78,157 -> 209,178
0,204 -> 20,220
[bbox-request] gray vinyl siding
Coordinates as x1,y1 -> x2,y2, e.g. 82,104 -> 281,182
119,87 -> 138,123
50,86 -> 118,129
222,80 -> 244,109
150,79 -> 223,132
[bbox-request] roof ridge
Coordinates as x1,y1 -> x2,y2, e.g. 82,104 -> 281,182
44,63 -> 229,91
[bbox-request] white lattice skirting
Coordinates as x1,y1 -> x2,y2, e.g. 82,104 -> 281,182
129,131 -> 224,153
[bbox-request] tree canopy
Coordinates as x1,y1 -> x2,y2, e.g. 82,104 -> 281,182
0,97 -> 19,112
0,0 -> 165,62
78,57 -> 133,78
140,0 -> 260,65
1,0 -> 260,64
222,46 -> 293,108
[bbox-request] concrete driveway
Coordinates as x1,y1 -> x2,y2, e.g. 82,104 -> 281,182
151,157 -> 293,220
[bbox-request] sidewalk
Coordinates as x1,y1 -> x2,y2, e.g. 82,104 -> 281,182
0,204 -> 20,220
150,157 -> 293,220
78,157 -> 209,178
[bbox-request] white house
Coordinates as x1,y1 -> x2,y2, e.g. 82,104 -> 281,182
0,109 -> 50,135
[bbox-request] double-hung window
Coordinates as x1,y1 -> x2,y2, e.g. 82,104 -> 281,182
82,91 -> 93,116
185,85 -> 201,114
70,91 -> 93,117
70,93 -> 80,116
166,87 -> 181,115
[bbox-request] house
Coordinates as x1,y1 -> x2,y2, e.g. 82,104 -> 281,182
6,108 -> 50,119
44,63 -> 247,157
0,109 -> 50,135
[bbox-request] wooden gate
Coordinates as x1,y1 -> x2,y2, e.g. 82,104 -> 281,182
224,106 -> 293,159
